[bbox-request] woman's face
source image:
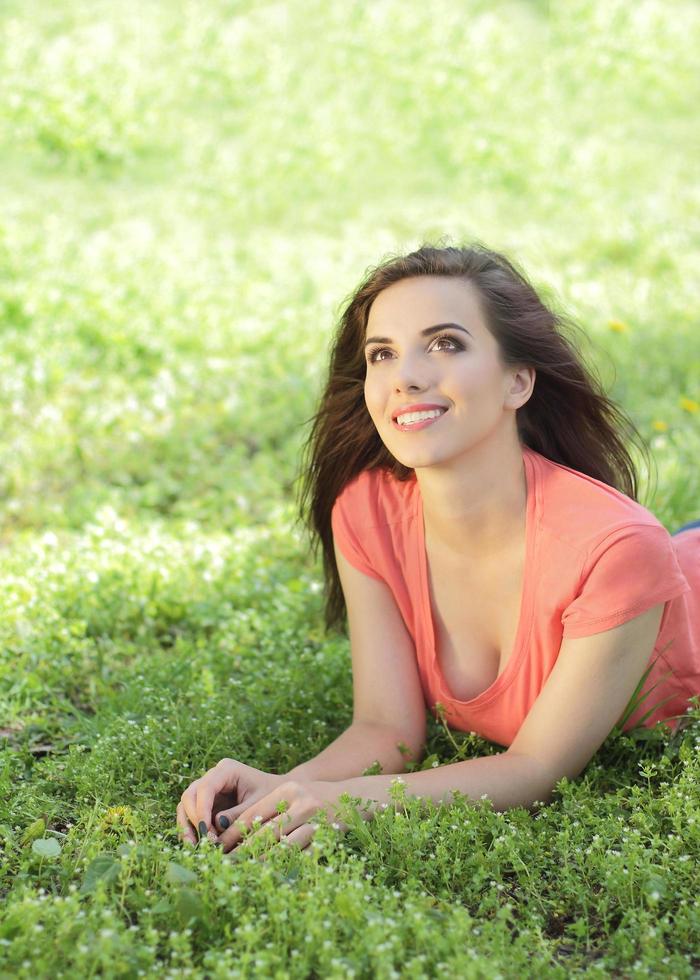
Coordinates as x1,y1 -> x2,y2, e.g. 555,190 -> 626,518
363,275 -> 531,467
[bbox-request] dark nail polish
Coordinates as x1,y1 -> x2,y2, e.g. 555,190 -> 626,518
198,821 -> 208,837
218,815 -> 230,830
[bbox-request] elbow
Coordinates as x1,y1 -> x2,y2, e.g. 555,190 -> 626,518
506,750 -> 558,809
527,785 -> 556,810
397,729 -> 427,770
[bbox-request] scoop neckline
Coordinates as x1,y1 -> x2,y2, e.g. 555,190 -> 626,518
414,444 -> 540,709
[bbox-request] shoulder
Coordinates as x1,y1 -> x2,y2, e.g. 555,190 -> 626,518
529,448 -> 670,552
527,450 -> 689,614
331,467 -> 415,582
332,466 -> 414,530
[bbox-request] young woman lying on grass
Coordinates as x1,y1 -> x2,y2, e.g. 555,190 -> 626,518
177,242 -> 700,855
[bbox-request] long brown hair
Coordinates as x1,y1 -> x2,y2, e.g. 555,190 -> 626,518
294,241 -> 654,635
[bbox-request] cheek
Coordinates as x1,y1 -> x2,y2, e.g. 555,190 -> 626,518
454,361 -> 500,398
364,379 -> 380,412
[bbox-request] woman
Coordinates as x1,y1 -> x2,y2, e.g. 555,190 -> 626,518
177,242 -> 700,854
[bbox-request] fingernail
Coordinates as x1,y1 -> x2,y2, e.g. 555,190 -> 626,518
218,815 -> 230,830
198,821 -> 207,837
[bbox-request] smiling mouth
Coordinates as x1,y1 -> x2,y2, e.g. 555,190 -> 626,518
392,407 -> 448,431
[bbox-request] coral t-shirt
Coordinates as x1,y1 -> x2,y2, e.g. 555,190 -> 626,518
330,444 -> 699,748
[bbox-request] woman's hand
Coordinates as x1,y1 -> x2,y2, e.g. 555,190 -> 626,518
216,777 -> 373,855
177,758 -> 287,846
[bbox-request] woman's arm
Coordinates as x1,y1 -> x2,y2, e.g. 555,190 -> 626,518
213,603 -> 670,852
211,752 -> 553,855
285,720 -> 424,782
340,751 -> 553,814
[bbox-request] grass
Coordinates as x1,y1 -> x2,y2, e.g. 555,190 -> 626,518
1,0 -> 700,976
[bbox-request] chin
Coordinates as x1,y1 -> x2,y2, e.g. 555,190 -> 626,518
391,450 -> 445,469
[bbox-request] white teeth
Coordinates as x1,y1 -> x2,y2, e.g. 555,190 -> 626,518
396,408 -> 445,425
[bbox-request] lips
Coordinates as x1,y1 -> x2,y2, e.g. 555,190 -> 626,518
391,403 -> 448,421
392,408 -> 447,432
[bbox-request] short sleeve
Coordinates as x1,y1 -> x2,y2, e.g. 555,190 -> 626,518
331,477 -> 385,582
561,523 -> 691,639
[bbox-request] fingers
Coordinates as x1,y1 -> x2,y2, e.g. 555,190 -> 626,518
218,790 -> 294,853
179,760 -> 241,843
179,766 -> 328,856
240,817 -> 350,862
194,759 -> 240,839
256,824 -> 314,861
179,778 -> 201,840
180,778 -> 207,842
176,801 -> 197,847
279,824 -> 316,852
213,799 -> 250,835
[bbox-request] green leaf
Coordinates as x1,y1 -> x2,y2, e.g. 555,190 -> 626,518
614,645 -> 677,732
166,861 -> 197,885
151,897 -> 172,915
644,874 -> 667,902
32,838 -> 61,858
279,867 -> 300,885
80,855 -> 121,894
426,908 -> 447,921
21,819 -> 46,846
174,887 -> 204,925
361,759 -> 383,776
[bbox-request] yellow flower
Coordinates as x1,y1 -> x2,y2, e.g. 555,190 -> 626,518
651,420 -> 668,432
680,397 -> 699,414
98,805 -> 136,833
608,318 -> 630,333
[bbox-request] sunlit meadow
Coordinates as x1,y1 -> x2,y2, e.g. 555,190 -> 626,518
1,0 -> 699,976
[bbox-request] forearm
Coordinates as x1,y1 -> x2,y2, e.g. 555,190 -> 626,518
284,721 -> 423,783
339,751 -> 555,816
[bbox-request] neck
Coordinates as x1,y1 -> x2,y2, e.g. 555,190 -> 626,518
416,435 -> 528,559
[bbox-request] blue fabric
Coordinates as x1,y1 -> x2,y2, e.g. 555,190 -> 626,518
672,518 -> 700,536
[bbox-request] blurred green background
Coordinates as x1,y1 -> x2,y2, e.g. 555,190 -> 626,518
1,0 -> 698,548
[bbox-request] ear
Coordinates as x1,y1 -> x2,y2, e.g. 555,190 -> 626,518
506,366 -> 536,409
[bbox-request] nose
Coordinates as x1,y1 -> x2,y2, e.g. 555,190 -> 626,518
390,356 -> 432,393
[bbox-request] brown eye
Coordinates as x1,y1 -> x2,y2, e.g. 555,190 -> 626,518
368,347 -> 390,364
433,336 -> 458,352
367,333 -> 462,364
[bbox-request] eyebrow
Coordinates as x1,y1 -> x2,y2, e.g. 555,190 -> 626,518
364,322 -> 473,347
